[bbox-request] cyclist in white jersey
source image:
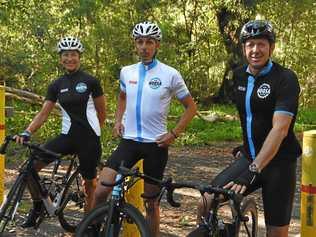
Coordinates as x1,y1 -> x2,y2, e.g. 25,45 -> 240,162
93,21 -> 197,237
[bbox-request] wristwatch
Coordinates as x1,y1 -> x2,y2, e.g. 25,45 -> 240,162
249,163 -> 261,174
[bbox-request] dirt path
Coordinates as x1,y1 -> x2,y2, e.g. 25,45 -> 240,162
3,142 -> 301,236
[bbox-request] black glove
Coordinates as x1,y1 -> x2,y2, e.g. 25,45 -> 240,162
234,168 -> 258,188
19,130 -> 31,142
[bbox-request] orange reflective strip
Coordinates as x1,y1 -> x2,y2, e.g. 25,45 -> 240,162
302,184 -> 316,194
0,124 -> 4,130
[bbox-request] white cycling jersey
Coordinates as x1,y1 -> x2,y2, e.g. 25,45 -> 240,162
119,59 -> 190,142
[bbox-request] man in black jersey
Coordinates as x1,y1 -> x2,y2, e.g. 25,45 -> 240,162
15,36 -> 106,228
189,20 -> 301,237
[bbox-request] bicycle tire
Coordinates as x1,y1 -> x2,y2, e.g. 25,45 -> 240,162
76,202 -> 151,237
0,174 -> 27,233
58,168 -> 85,233
236,198 -> 258,237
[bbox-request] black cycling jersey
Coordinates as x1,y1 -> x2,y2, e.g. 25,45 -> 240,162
232,61 -> 302,161
45,70 -> 103,136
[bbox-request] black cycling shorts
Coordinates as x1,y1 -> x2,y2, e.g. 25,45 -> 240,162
38,134 -> 101,180
211,155 -> 297,226
105,139 -> 168,184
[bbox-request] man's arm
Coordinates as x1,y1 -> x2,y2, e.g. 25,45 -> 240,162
252,113 -> 293,170
93,95 -> 107,128
113,91 -> 126,137
225,113 -> 293,194
172,95 -> 197,136
156,95 -> 197,147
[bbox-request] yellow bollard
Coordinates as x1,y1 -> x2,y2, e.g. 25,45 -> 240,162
123,160 -> 144,237
301,130 -> 316,236
0,81 -> 5,204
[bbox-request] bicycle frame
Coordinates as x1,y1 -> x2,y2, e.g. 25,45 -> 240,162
103,174 -> 125,236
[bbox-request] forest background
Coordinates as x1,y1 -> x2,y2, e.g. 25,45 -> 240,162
1,0 -> 315,157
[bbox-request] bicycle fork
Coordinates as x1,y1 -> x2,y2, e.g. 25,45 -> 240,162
104,174 -> 123,237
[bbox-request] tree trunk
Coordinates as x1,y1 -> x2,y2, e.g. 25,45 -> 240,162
211,5 -> 255,104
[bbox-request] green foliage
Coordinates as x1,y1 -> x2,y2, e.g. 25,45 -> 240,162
2,0 -> 316,159
1,0 -> 315,104
296,106 -> 316,132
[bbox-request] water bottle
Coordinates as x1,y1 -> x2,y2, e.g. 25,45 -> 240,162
112,174 -> 122,198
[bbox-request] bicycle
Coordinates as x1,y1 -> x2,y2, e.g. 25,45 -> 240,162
76,165 -> 257,237
161,180 -> 258,237
76,165 -> 151,237
0,135 -> 85,233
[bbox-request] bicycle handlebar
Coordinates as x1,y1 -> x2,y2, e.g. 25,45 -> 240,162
101,166 -> 244,208
0,135 -> 62,159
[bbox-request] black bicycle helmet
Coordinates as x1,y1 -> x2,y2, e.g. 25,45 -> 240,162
240,20 -> 275,43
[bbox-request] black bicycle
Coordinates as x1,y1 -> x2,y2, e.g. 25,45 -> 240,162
161,180 -> 258,237
76,165 -> 257,237
0,135 -> 85,233
76,165 -> 151,237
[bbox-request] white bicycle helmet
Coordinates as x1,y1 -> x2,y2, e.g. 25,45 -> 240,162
57,36 -> 84,53
132,21 -> 162,41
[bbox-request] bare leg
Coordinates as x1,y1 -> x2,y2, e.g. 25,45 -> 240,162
92,167 -> 117,208
27,160 -> 47,200
266,225 -> 289,237
196,193 -> 213,224
144,182 -> 161,237
82,178 -> 97,213
21,160 -> 47,228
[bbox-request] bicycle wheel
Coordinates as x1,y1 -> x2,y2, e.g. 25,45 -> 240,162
76,202 -> 151,237
236,198 -> 258,237
0,174 -> 28,233
58,169 -> 85,232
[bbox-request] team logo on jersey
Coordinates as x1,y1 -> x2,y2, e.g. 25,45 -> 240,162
75,82 -> 87,93
149,77 -> 162,89
257,83 -> 271,99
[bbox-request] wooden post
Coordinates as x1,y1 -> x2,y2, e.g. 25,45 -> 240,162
301,130 -> 316,236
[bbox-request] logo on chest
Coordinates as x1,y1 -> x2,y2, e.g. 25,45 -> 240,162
75,82 -> 88,93
257,83 -> 271,99
148,77 -> 162,89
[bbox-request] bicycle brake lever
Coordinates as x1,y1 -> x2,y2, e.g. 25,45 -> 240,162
232,193 -> 244,204
166,186 -> 181,208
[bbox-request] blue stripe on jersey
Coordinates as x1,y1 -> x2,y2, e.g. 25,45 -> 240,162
274,110 -> 294,116
136,59 -> 158,141
245,75 -> 256,159
120,80 -> 126,88
245,59 -> 273,159
178,92 -> 191,100
136,64 -> 146,142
